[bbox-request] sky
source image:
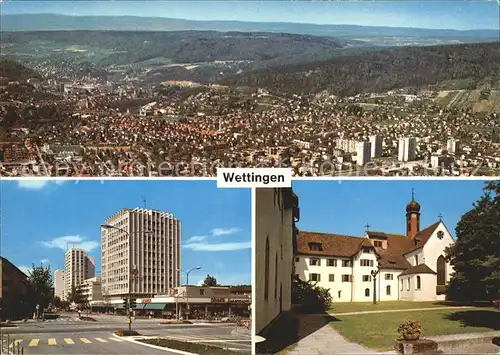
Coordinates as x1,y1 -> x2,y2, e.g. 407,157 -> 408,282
1,1 -> 499,30
0,180 -> 251,286
293,180 -> 490,238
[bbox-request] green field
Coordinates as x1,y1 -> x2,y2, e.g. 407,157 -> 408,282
331,307 -> 499,350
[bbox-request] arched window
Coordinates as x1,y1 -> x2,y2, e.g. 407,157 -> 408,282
264,237 -> 270,300
437,256 -> 446,285
274,253 -> 278,299
386,285 -> 391,295
416,276 -> 421,290
365,288 -> 370,297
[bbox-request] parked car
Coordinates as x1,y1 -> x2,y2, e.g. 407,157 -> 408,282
221,315 -> 237,323
43,311 -> 60,320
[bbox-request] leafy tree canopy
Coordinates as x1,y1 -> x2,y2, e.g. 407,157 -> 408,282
445,181 -> 500,301
202,274 -> 219,287
26,264 -> 53,311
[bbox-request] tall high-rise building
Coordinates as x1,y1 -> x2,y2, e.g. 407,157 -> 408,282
101,208 -> 181,299
64,248 -> 94,297
356,141 -> 372,166
54,269 -> 65,300
369,135 -> 382,158
398,138 -> 417,162
87,257 -> 96,279
446,139 -> 460,154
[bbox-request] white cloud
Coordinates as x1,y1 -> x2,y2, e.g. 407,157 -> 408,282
17,180 -> 66,190
40,259 -> 50,264
42,235 -> 99,252
183,241 -> 251,252
211,227 -> 242,237
18,266 -> 31,276
186,236 -> 207,243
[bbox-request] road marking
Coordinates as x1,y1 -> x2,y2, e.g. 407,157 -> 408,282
29,339 -> 39,347
109,337 -> 123,342
80,338 -> 92,344
95,337 -> 108,343
48,338 -> 57,346
64,338 -> 75,344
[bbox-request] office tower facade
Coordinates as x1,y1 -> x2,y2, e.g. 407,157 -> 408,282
54,269 -> 65,300
356,141 -> 372,166
398,137 -> 417,162
101,208 -> 181,299
369,135 -> 382,158
446,139 -> 460,154
64,248 -> 94,297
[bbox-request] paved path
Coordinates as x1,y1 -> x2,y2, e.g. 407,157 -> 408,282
330,306 -> 474,316
282,323 -> 374,355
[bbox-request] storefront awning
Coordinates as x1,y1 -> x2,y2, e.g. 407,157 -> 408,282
143,303 -> 166,310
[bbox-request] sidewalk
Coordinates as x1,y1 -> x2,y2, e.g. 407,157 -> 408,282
330,306 -> 474,316
282,322 -> 388,355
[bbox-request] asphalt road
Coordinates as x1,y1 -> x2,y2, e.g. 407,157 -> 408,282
1,317 -> 251,354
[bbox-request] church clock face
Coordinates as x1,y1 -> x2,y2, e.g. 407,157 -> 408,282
437,231 -> 444,240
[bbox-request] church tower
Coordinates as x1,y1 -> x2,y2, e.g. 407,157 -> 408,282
406,189 -> 421,239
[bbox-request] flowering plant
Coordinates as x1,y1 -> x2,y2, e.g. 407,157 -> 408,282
397,320 -> 422,337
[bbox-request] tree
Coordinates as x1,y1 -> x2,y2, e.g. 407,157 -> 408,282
291,275 -> 332,313
51,296 -> 62,309
202,274 -> 218,287
66,285 -> 87,310
26,264 -> 53,313
445,181 -> 500,301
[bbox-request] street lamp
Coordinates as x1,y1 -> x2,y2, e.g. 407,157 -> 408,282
177,266 -> 201,320
101,224 -> 151,330
371,267 -> 380,305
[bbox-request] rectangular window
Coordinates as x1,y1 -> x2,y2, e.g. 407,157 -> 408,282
309,258 -> 320,266
400,279 -> 403,291
385,274 -> 394,280
362,247 -> 371,253
329,274 -> 335,282
362,275 -> 372,282
327,259 -> 337,267
342,260 -> 351,267
295,257 -> 299,262
407,278 -> 410,290
342,275 -> 352,282
309,273 -> 321,282
360,259 -> 374,267
374,241 -> 382,247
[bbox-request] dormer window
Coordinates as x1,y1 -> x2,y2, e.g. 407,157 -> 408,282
309,242 -> 323,251
374,241 -> 382,247
362,247 -> 371,253
414,255 -> 419,265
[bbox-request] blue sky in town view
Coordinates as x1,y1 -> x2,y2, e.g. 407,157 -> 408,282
293,180 -> 489,238
1,0 -> 498,30
0,180 -> 251,286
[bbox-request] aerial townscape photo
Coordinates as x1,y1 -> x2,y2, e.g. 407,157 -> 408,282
0,1 -> 499,176
255,180 -> 500,354
0,180 -> 252,355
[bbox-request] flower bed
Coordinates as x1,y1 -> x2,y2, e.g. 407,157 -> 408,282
159,320 -> 192,325
139,338 -> 248,355
115,329 -> 141,336
80,316 -> 97,322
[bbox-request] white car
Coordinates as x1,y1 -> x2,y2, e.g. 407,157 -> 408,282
221,315 -> 237,323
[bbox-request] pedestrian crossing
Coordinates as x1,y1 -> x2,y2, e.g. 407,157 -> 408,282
6,336 -> 124,348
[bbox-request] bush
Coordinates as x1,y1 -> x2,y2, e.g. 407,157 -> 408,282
115,329 -> 140,336
291,275 -> 332,313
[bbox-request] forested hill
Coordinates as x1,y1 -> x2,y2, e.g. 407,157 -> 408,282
220,42 -> 500,96
0,60 -> 41,80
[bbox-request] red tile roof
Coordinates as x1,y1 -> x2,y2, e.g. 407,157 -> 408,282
297,221 -> 442,271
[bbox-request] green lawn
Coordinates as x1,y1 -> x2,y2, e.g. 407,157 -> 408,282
329,301 -> 485,314
330,308 -> 499,351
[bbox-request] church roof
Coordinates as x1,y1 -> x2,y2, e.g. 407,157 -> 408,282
297,231 -> 366,257
399,263 -> 437,277
297,221 -> 443,269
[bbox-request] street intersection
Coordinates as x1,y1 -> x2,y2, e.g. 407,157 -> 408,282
1,314 -> 251,354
